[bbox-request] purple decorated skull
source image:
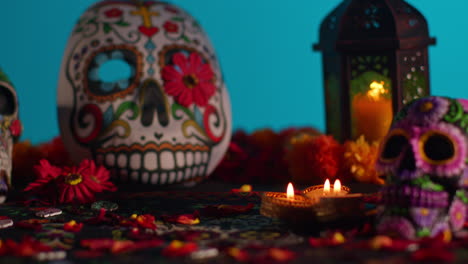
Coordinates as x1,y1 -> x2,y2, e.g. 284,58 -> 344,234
0,69 -> 21,203
57,1 -> 231,185
376,96 -> 468,239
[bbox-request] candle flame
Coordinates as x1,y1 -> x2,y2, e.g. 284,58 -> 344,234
324,179 -> 331,194
367,81 -> 387,100
333,179 -> 341,193
286,182 -> 294,199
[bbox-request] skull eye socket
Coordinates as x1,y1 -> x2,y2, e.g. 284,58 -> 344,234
380,130 -> 409,162
420,131 -> 455,164
84,45 -> 142,102
0,85 -> 16,115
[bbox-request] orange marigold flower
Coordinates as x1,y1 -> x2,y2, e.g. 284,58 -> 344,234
343,136 -> 384,185
250,129 -> 279,149
285,135 -> 342,185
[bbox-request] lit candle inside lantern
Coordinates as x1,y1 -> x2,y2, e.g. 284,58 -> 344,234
352,81 -> 393,142
286,182 -> 294,200
323,179 -> 331,195
333,179 -> 341,195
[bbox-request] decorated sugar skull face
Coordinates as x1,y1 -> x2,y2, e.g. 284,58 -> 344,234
376,96 -> 468,239
57,0 -> 231,185
0,69 -> 21,203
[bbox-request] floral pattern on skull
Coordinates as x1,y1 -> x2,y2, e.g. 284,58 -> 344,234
376,96 -> 468,239
0,68 -> 21,202
57,1 -> 231,185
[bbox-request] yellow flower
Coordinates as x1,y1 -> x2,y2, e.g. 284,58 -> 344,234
343,136 -> 384,185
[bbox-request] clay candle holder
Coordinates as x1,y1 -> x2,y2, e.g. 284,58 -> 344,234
261,180 -> 365,224
303,180 -> 364,222
260,183 -> 316,223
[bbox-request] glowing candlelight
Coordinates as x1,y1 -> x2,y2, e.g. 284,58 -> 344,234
333,179 -> 341,194
286,182 -> 294,200
352,80 -> 393,142
368,81 -> 387,100
323,179 -> 331,195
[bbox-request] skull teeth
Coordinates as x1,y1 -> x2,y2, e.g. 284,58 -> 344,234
96,150 -> 209,185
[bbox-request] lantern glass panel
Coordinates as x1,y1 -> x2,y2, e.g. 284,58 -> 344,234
323,51 -> 343,140
399,50 -> 429,105
349,54 -> 393,142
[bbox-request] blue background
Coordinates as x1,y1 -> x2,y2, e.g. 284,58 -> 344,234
0,0 -> 466,143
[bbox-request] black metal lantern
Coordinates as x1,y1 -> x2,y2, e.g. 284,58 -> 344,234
314,0 -> 435,142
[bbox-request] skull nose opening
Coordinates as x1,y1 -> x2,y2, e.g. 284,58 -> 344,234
140,79 -> 169,127
398,147 -> 416,174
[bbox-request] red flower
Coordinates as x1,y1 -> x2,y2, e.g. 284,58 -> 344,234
0,237 -> 51,257
104,8 -> 123,18
162,240 -> 198,257
15,219 -> 49,231
135,214 -> 157,230
9,119 -> 21,137
63,220 -> 83,232
226,247 -> 250,262
81,238 -> 161,254
120,214 -> 157,230
163,21 -> 179,33
309,232 -> 346,247
84,208 -> 123,227
164,6 -> 179,14
162,212 -> 200,225
262,248 -> 296,262
24,159 -> 117,204
162,52 -> 216,107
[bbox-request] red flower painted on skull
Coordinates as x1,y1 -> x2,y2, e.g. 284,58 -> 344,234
104,8 -> 123,18
9,119 -> 22,137
161,52 -> 216,107
163,21 -> 179,33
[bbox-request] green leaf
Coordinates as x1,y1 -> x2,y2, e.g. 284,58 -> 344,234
115,20 -> 130,27
182,34 -> 191,43
172,103 -> 195,120
171,17 -> 184,22
86,17 -> 97,24
115,102 -> 139,120
417,228 -> 431,238
456,190 -> 468,203
103,23 -> 112,34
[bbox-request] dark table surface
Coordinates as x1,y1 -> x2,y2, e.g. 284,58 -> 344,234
0,182 -> 466,264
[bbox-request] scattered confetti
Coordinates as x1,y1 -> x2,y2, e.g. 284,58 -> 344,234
190,248 -> 219,260
36,208 -> 62,218
34,250 -> 66,261
0,219 -> 13,229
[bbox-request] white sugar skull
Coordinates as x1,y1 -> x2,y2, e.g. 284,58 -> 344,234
57,1 -> 231,185
0,69 -> 21,203
376,96 -> 468,239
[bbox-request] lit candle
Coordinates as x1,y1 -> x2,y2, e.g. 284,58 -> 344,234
352,81 -> 393,142
260,182 -> 315,222
323,179 -> 331,195
286,182 -> 294,200
333,179 -> 342,195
